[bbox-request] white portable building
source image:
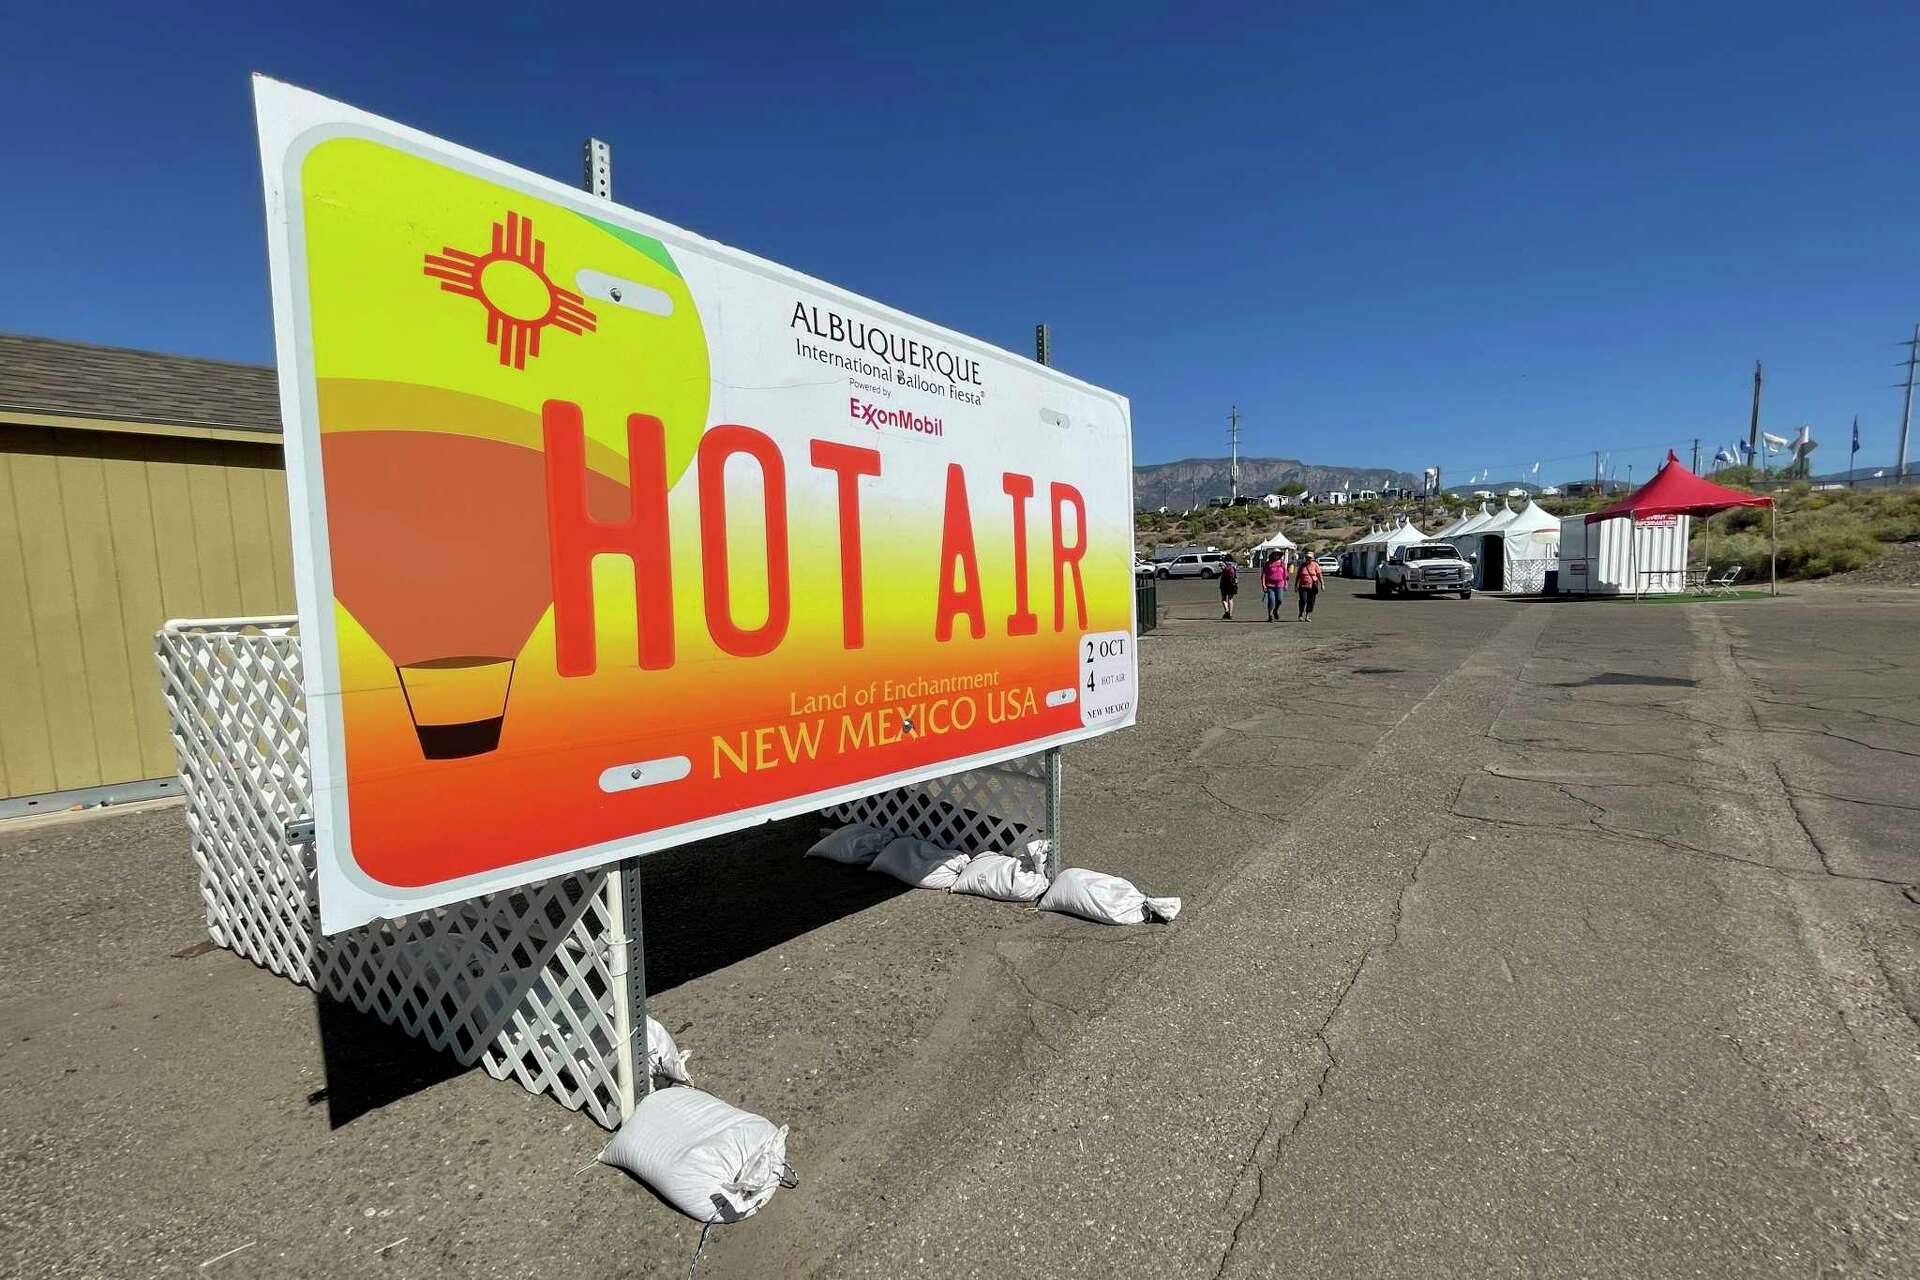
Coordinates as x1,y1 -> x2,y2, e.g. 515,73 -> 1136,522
1555,513 -> 1692,595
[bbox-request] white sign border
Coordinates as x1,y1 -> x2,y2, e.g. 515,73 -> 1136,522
253,76 -> 1137,933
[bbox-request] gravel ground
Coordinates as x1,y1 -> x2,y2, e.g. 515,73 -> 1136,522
1820,539 -> 1920,588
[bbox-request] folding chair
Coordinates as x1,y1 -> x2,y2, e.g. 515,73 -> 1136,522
1705,565 -> 1744,596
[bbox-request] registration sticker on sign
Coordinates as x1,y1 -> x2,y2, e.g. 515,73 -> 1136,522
1079,631 -> 1136,729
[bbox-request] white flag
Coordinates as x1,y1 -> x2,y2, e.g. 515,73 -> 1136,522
1762,431 -> 1789,452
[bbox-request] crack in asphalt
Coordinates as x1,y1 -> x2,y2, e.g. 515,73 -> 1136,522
1771,787 -> 1920,815
993,944 -> 1082,1056
1772,760 -> 1839,879
1750,696 -> 1920,729
1446,798 -> 1911,888
1754,722 -> 1920,760
1210,835 -> 1441,1280
1201,779 -> 1288,821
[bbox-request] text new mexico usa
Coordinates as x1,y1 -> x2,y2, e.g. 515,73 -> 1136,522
254,80 -> 1138,932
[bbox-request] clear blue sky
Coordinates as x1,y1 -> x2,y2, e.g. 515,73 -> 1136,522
5,2 -> 1916,485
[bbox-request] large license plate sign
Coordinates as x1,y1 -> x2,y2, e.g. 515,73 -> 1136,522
254,80 -> 1137,931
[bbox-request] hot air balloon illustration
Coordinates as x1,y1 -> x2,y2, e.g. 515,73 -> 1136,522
323,426 -> 593,758
299,136 -> 713,762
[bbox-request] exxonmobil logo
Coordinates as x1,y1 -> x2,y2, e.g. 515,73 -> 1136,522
850,397 -> 944,438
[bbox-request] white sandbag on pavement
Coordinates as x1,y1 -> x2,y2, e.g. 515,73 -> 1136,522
868,836 -> 972,890
1038,868 -> 1182,925
646,1016 -> 693,1086
950,853 -> 1050,903
805,822 -> 892,866
600,1088 -> 791,1223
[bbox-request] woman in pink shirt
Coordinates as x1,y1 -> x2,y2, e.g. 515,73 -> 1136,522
1294,553 -> 1324,621
1260,553 -> 1288,622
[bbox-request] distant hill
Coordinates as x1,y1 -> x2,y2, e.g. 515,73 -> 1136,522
1134,457 -> 1419,510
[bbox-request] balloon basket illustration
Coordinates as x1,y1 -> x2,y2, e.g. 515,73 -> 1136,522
395,656 -> 518,759
322,427 -> 568,763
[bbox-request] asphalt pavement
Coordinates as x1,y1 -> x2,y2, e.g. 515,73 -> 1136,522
3,577 -> 1915,1278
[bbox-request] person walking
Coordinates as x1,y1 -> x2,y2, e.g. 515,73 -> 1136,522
1218,558 -> 1240,620
1261,552 -> 1287,622
1294,551 -> 1323,621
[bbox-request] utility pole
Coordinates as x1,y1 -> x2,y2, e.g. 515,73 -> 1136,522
1898,325 -> 1917,482
1228,405 -> 1241,502
1747,360 -> 1763,471
1691,438 -> 1700,473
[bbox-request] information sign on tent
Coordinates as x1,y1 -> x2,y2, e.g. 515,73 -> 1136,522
254,79 -> 1139,931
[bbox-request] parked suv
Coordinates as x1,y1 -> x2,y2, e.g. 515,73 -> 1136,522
1376,542 -> 1474,598
1157,551 -> 1234,579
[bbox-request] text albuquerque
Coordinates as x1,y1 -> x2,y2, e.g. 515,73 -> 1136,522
791,302 -> 984,388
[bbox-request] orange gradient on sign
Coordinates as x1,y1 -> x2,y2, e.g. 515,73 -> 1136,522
322,429 -> 627,758
297,132 -> 1132,898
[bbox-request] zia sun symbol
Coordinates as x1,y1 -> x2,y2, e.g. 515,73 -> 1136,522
423,211 -> 597,370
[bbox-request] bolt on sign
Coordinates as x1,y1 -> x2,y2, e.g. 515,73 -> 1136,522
253,79 -> 1138,932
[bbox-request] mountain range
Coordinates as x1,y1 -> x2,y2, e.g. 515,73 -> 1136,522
1134,456 -> 1419,510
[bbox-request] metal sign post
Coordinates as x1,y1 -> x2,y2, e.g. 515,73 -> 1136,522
582,135 -> 652,1111
1035,321 -> 1064,881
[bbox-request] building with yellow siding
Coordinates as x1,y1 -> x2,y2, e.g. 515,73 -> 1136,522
0,333 -> 291,816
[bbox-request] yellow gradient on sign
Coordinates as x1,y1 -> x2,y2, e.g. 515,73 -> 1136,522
300,137 -> 710,479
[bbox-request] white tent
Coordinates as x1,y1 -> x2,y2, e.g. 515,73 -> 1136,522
1430,510 -> 1473,539
1354,520 -> 1430,579
1251,530 -> 1296,565
1447,502 -> 1495,547
1379,522 -> 1432,557
1478,503 -> 1519,536
1470,500 -> 1560,592
1459,503 -> 1515,587
1344,526 -> 1387,577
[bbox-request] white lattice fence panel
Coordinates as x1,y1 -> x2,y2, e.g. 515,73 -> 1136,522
1507,558 -> 1554,595
824,754 -> 1050,854
155,620 -> 626,1129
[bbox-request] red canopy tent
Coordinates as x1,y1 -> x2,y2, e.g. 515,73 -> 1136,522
1583,451 -> 1776,595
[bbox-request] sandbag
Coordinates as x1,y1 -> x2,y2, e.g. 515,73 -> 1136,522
1038,868 -> 1181,925
950,853 -> 1049,903
805,823 -> 891,866
600,1088 -> 790,1223
647,1016 -> 693,1086
868,836 -> 971,890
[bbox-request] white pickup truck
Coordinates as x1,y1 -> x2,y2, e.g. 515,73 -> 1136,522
1376,542 -> 1475,598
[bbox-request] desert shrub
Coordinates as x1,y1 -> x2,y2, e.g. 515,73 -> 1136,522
1703,530 -> 1771,582
1783,525 -> 1881,578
